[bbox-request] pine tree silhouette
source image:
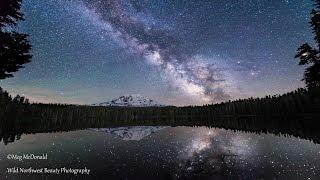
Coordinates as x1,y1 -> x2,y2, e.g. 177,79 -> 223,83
0,0 -> 32,79
295,0 -> 320,88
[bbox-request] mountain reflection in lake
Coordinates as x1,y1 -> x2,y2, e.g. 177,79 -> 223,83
1,126 -> 320,179
90,126 -> 169,141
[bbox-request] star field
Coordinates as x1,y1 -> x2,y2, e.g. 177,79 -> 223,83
0,0 -> 314,106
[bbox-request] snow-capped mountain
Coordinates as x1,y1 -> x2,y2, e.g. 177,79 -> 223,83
92,94 -> 164,107
90,126 -> 168,141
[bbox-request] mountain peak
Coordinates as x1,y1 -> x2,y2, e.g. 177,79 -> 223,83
92,94 -> 164,107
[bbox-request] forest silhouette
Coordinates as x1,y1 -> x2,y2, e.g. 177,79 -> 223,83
0,0 -> 32,79
295,0 -> 320,88
1,87 -> 320,145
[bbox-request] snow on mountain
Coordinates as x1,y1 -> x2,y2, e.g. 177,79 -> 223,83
90,126 -> 168,141
92,94 -> 164,107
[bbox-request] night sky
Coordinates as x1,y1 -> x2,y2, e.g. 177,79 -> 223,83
0,0 -> 314,106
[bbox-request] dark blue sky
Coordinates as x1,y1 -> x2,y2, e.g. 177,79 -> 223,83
0,0 -> 314,105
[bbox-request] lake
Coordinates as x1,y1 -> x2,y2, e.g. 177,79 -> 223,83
1,126 -> 319,179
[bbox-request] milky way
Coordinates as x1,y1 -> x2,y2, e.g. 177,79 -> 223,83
0,0 -> 313,105
78,0 -> 231,103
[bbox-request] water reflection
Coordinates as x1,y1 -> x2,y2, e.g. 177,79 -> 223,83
90,126 -> 168,141
1,126 -> 319,179
2,115 -> 320,145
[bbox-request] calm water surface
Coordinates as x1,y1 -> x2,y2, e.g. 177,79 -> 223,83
0,126 -> 320,179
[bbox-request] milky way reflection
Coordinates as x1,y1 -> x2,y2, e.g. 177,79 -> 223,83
1,127 -> 320,179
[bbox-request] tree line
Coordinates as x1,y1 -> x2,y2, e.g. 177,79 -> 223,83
1,86 -> 320,144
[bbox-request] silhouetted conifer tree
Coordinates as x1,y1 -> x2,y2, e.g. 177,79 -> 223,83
295,0 -> 320,88
0,0 -> 32,79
